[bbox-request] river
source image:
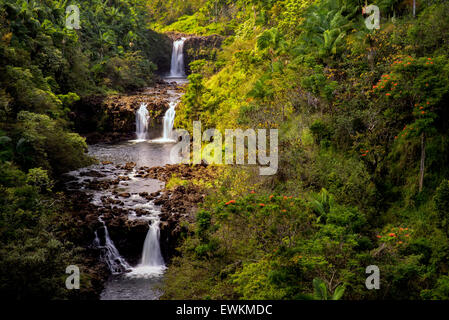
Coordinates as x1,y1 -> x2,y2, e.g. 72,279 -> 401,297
66,37 -> 188,300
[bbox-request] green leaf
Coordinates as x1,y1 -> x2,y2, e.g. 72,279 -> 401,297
331,285 -> 345,300
313,278 -> 328,300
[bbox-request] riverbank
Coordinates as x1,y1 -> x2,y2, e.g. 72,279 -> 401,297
58,30 -> 223,299
64,157 -> 217,298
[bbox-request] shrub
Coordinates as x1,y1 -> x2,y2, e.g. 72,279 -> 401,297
26,168 -> 53,193
434,180 -> 449,235
15,111 -> 93,175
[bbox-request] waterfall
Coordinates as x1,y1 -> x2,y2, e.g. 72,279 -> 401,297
162,101 -> 176,141
126,219 -> 165,278
169,38 -> 186,77
135,103 -> 149,140
140,220 -> 164,266
94,223 -> 131,274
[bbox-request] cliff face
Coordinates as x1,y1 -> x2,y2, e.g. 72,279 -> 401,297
183,35 -> 223,74
71,81 -> 179,144
148,31 -> 173,74
165,32 -> 224,75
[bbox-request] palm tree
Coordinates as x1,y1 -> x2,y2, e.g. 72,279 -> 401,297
301,0 -> 354,58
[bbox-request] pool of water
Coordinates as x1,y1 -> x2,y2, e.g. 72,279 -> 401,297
100,273 -> 165,300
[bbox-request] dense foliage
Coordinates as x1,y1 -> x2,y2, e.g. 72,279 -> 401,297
2,0 -> 449,300
0,0 -> 169,299
163,0 -> 449,300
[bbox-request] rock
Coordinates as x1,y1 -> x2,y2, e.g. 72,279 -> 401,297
80,170 -> 106,178
117,192 -> 131,198
154,198 -> 166,205
127,219 -> 149,233
84,214 -> 102,230
183,35 -> 223,75
134,208 -> 147,216
123,162 -> 136,171
71,83 -> 175,144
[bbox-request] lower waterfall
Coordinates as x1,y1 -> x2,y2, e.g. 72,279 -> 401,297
126,218 -> 166,278
94,221 -> 131,274
141,220 -> 165,266
136,103 -> 149,140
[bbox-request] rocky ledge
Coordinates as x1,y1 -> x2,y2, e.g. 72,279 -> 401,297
164,32 -> 224,75
140,163 -> 217,259
71,80 -> 185,144
183,35 -> 223,74
63,162 -> 217,297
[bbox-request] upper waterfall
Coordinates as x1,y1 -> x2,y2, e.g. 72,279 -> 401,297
169,37 -> 186,77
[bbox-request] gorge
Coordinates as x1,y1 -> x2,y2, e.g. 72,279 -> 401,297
65,37 -> 190,299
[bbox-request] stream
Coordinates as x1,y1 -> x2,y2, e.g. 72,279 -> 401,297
66,38 -> 187,300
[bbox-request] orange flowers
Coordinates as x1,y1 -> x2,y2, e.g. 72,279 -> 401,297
379,226 -> 412,245
250,190 -> 255,194
269,195 -> 274,200
259,203 -> 265,207
225,200 -> 236,205
386,93 -> 391,96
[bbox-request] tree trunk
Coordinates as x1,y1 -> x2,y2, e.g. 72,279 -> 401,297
419,132 -> 426,192
215,0 -> 218,22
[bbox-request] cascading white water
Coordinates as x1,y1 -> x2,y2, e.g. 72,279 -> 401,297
94,223 -> 131,274
126,218 -> 166,278
135,103 -> 149,140
169,38 -> 186,77
140,220 -> 164,266
93,230 -> 101,247
162,101 -> 176,140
